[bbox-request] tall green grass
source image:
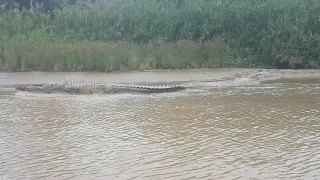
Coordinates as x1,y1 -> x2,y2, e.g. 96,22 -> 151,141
0,0 -> 319,71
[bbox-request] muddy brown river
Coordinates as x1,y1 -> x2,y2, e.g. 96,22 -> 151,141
0,69 -> 320,180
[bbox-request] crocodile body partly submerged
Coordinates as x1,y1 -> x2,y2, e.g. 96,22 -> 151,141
15,80 -> 185,95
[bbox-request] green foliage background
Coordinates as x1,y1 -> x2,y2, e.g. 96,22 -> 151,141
0,0 -> 319,71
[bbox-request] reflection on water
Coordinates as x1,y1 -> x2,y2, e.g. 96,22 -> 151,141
0,73 -> 320,180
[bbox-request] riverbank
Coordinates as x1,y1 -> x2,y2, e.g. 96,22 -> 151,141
0,40 -> 234,72
1,0 -> 319,71
1,68 -> 320,88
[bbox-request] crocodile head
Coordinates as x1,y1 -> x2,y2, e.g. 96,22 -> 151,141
16,84 -> 47,92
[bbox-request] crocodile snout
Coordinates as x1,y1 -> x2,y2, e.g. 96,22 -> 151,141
16,84 -> 45,91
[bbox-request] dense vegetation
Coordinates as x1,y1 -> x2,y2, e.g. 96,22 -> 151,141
0,0 -> 319,71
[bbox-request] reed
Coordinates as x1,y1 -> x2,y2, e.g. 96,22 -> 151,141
0,0 -> 319,71
0,40 -> 231,72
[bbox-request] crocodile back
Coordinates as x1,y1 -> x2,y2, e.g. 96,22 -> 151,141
61,80 -> 185,92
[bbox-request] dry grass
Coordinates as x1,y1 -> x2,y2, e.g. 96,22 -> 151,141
0,40 -> 231,72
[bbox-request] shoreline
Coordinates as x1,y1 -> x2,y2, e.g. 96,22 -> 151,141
0,67 -> 254,73
2,66 -> 320,72
1,68 -> 319,75
1,68 -> 320,88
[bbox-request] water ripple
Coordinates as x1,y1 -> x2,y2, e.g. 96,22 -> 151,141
1,81 -> 320,180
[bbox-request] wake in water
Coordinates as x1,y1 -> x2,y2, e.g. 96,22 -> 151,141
181,69 -> 320,91
0,69 -> 319,98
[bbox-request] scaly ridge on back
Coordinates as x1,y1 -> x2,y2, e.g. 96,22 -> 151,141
16,80 -> 185,94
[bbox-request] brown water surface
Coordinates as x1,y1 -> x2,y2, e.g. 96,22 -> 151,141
0,69 -> 320,180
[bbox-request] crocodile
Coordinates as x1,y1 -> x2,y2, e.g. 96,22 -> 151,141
15,80 -> 186,95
